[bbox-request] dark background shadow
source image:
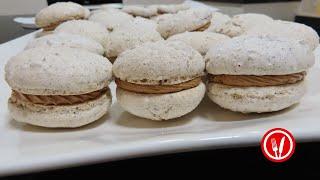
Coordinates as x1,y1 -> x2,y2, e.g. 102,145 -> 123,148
3,141 -> 320,179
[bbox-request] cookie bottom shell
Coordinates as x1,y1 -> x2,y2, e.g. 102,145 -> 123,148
8,92 -> 111,128
207,81 -> 306,113
117,82 -> 206,120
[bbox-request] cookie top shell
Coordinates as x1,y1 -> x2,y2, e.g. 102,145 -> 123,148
104,17 -> 163,58
25,33 -> 104,55
113,41 -> 205,85
5,47 -> 112,95
54,20 -> 108,45
206,35 -> 315,75
156,8 -> 212,38
89,9 -> 133,32
168,31 -> 230,55
122,5 -> 158,18
245,20 -> 319,50
216,13 -> 273,37
35,2 -> 89,28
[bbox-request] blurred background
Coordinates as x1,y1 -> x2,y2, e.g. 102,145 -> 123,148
0,0 -> 319,41
0,0 -> 320,178
0,0 -> 318,21
0,0 -> 303,20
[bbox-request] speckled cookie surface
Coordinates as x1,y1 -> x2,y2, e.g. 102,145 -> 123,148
122,5 -> 158,17
245,20 -> 320,50
168,31 -> 230,55
156,8 -> 212,38
104,17 -> 163,58
157,4 -> 190,14
5,47 -> 112,95
205,12 -> 231,33
35,2 -> 89,28
207,81 -> 306,113
117,82 -> 205,120
113,41 -> 204,85
89,9 -> 133,32
54,20 -> 108,45
206,36 -> 315,75
25,33 -> 104,55
216,13 -> 273,37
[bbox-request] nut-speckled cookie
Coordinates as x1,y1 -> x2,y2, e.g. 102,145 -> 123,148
35,2 -> 89,31
157,3 -> 190,14
205,35 -> 314,113
113,41 -> 205,120
168,31 -> 230,56
5,47 -> 113,128
122,5 -> 158,18
104,17 -> 163,61
89,9 -> 133,32
156,8 -> 212,38
54,20 -> 109,46
205,12 -> 231,33
25,33 -> 104,55
216,13 -> 273,37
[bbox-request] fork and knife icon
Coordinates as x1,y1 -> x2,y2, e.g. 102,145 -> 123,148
271,136 -> 286,158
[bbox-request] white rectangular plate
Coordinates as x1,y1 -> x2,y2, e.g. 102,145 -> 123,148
1,32 -> 320,176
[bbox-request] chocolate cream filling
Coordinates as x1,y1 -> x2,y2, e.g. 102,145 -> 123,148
208,72 -> 306,87
115,77 -> 202,94
10,88 -> 108,106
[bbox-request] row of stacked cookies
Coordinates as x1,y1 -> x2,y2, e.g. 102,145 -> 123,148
33,2 -> 214,62
34,2 -> 319,59
4,2 -> 318,128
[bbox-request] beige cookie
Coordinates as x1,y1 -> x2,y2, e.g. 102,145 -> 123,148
205,35 -> 314,113
104,17 -> 163,61
113,41 -> 205,120
168,31 -> 230,56
25,33 -> 104,55
89,9 -> 133,32
245,20 -> 319,50
35,2 -> 89,31
122,5 -> 158,18
156,8 -> 212,38
5,47 -> 113,128
216,13 -> 273,37
54,20 -> 109,46
157,3 -> 190,14
205,12 -> 231,33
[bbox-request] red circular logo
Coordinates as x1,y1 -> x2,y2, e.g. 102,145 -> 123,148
261,128 -> 296,163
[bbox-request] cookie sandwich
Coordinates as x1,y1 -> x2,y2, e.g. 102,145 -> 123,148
156,3 -> 190,14
5,47 -> 113,128
156,8 -> 212,38
89,9 -> 133,32
205,12 -> 231,33
113,41 -> 206,120
35,2 -> 89,33
206,36 -> 314,113
122,5 -> 158,18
